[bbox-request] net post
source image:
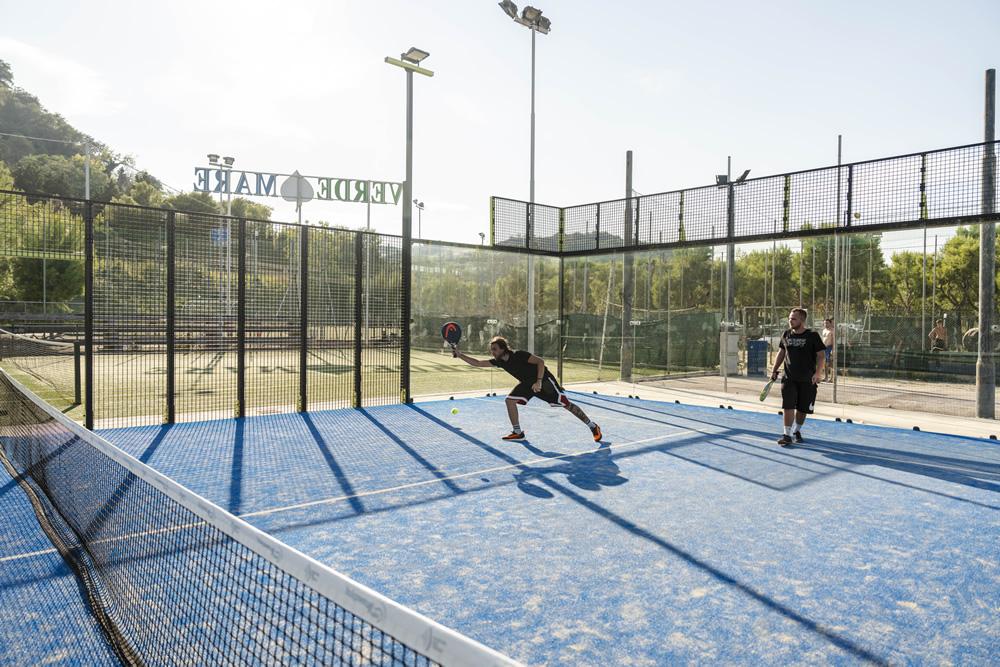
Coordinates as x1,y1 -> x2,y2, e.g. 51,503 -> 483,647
299,225 -> 308,413
84,200 -> 94,430
236,218 -> 246,419
354,232 -> 364,408
165,210 -> 176,424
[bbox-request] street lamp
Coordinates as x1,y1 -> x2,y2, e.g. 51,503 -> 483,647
499,1 -> 551,353
386,47 -> 433,403
413,199 -> 425,239
479,232 -> 486,246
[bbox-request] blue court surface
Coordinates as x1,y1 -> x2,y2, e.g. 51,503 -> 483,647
0,463 -> 120,665
99,392 -> 1000,666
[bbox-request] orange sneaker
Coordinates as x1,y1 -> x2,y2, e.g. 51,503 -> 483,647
502,431 -> 526,441
591,424 -> 602,442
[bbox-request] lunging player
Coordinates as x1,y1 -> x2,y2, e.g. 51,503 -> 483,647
453,336 -> 602,442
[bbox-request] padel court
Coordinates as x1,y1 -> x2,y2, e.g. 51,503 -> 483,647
93,391 -> 1000,665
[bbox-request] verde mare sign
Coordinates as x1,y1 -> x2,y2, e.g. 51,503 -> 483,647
193,167 -> 403,205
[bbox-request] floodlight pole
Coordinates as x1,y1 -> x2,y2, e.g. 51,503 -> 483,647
526,26 -> 537,353
386,51 -> 433,403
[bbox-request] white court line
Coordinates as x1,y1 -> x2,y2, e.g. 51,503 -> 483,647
239,430 -> 693,520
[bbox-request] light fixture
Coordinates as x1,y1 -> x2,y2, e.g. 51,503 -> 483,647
499,0 -> 518,19
536,15 -> 551,33
401,47 -> 430,64
715,174 -> 728,186
735,169 -> 751,183
521,6 -> 541,22
207,153 -> 220,165
223,156 -> 235,168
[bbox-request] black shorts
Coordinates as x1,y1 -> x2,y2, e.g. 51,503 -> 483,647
781,379 -> 818,414
507,376 -> 570,407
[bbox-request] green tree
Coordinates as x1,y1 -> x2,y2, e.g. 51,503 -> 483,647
12,153 -> 113,200
163,191 -> 220,215
0,59 -> 12,89
886,252 -> 924,312
229,197 -> 272,220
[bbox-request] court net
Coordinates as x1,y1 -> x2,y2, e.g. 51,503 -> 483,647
0,371 -> 516,667
0,327 -> 81,409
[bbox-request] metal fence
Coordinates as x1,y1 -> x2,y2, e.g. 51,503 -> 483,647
1,139 -> 998,425
0,191 -> 405,428
493,140 -> 999,253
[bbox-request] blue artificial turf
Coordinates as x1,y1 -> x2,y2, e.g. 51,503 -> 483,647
99,392 -> 1000,665
0,462 -> 120,666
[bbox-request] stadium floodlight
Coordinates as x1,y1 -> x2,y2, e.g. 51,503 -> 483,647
499,1 -> 551,352
499,0 -> 518,20
735,168 -> 751,183
401,47 -> 430,64
715,174 -> 728,186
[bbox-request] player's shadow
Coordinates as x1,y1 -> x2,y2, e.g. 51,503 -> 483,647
513,442 -> 628,499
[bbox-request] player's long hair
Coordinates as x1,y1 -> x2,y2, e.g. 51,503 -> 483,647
489,336 -> 510,352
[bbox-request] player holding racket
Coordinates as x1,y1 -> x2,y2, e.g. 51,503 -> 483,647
453,335 -> 602,442
770,308 -> 825,446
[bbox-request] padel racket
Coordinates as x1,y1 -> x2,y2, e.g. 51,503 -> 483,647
441,321 -> 463,351
759,378 -> 776,401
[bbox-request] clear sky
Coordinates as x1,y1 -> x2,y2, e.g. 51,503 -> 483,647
1,0 -> 997,244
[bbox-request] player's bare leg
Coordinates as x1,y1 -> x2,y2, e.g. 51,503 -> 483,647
565,400 -> 602,442
502,398 -> 525,440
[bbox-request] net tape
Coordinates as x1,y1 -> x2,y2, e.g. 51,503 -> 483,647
0,371 -> 517,667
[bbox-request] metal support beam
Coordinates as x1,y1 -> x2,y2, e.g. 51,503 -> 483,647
84,201 -> 94,430
977,68 -> 997,419
236,218 -> 246,418
621,151 -> 635,382
298,226 -> 308,412
166,211 -> 176,423
354,233 -> 364,408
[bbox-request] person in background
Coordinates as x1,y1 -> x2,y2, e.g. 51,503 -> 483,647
821,318 -> 835,382
929,319 -> 947,352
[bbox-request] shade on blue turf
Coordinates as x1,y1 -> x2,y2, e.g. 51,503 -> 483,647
100,392 -> 1000,665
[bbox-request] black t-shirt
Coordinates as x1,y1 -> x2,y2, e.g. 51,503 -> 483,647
779,329 -> 826,382
490,350 -> 555,385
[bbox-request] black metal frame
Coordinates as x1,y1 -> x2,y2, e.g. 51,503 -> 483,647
490,140 -> 1000,257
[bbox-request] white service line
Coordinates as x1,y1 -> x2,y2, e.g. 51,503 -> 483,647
240,430 -> 693,520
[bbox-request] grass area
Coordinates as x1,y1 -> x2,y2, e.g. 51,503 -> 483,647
3,347 -> 670,426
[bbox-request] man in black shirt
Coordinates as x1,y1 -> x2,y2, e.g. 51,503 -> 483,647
770,308 -> 826,446
453,335 -> 602,442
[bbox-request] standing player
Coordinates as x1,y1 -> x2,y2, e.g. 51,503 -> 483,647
453,336 -> 602,442
770,308 -> 825,446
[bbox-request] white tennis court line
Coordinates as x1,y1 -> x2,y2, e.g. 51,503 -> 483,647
0,430 -> 692,565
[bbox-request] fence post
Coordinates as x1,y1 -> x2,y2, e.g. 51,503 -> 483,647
557,256 -> 565,384
977,67 -> 996,419
621,151 -> 635,382
354,232 -> 364,408
236,218 -> 246,419
84,201 -> 94,430
401,232 -> 412,405
298,225 -> 309,412
165,211 -> 176,423
678,191 -> 685,242
73,341 -> 81,406
595,205 -> 601,251
782,175 -> 791,233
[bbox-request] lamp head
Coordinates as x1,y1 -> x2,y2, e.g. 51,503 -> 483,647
401,47 -> 430,64
223,156 -> 235,168
207,153 -> 220,165
498,0 -> 518,20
